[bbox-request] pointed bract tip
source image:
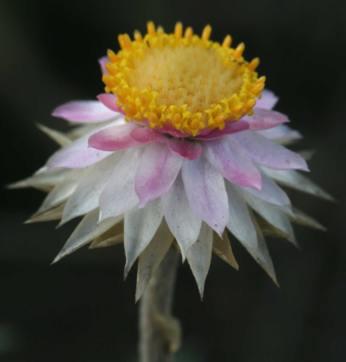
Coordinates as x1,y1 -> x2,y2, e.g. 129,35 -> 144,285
271,273 -> 279,287
244,174 -> 262,192
123,264 -> 130,280
180,253 -> 186,263
292,239 -> 301,250
55,220 -> 65,229
51,109 -> 59,118
137,199 -> 149,209
6,181 -> 23,190
198,287 -> 205,301
56,214 -> 73,229
24,217 -> 35,224
298,160 -> 310,173
135,291 -> 142,303
286,233 -> 298,247
24,212 -> 44,224
322,192 -> 336,203
214,226 -> 227,239
319,224 -> 328,232
51,254 -> 63,265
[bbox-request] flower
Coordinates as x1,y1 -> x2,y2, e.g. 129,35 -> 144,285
12,22 -> 332,299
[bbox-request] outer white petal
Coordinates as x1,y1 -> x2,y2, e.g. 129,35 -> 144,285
252,222 -> 278,285
257,125 -> 302,145
162,174 -> 201,259
52,210 -> 120,263
47,133 -> 112,169
233,131 -> 308,171
37,124 -> 72,147
226,183 -> 277,282
186,223 -> 213,298
135,143 -> 183,206
213,233 -> 239,270
25,204 -> 64,224
47,121 -> 124,169
89,234 -> 123,249
8,168 -> 71,192
242,173 -> 291,206
61,153 -> 121,225
182,157 -> 229,235
226,183 -> 258,246
38,175 -> 80,214
89,222 -> 124,248
99,149 -> 140,221
262,168 -> 334,201
124,200 -> 163,276
241,189 -> 296,244
135,222 -> 174,301
288,208 -> 326,231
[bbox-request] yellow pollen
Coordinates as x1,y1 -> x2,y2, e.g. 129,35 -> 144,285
103,22 -> 265,136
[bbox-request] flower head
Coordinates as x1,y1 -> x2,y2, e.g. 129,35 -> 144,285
12,22 -> 332,298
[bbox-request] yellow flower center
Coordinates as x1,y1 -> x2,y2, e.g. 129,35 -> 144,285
103,22 -> 265,136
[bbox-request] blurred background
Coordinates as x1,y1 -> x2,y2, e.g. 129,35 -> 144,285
1,0 -> 346,361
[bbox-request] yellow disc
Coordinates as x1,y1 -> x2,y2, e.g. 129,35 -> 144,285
103,22 -> 265,136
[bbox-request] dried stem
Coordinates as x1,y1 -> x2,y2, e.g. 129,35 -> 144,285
139,246 -> 181,362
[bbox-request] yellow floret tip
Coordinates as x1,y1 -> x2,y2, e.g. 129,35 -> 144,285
103,22 -> 265,136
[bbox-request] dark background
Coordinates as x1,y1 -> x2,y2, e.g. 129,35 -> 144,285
1,0 -> 346,361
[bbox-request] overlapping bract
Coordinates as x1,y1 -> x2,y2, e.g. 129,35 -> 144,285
11,79 -> 332,299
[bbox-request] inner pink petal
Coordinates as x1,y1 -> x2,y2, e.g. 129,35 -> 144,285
255,89 -> 279,110
52,100 -> 117,123
88,124 -> 139,151
196,121 -> 249,140
206,138 -> 262,190
157,124 -> 190,138
168,139 -> 203,160
130,127 -> 165,143
97,93 -> 124,113
98,56 -> 108,75
242,108 -> 289,131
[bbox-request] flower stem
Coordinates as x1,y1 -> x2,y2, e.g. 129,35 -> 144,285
139,246 -> 181,362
